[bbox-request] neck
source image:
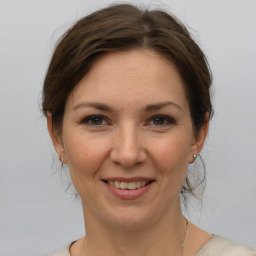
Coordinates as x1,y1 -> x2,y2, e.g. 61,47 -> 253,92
77,200 -> 186,256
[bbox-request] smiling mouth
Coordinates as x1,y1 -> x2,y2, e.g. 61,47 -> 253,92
105,180 -> 152,190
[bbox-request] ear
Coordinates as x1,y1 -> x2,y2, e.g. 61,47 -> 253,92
189,112 -> 209,163
47,113 -> 66,163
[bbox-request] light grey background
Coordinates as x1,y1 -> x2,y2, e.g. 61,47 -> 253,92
0,0 -> 255,255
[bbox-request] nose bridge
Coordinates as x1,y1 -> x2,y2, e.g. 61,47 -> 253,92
120,123 -> 139,153
111,122 -> 146,167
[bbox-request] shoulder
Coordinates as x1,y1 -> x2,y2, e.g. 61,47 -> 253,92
196,235 -> 256,256
45,242 -> 72,256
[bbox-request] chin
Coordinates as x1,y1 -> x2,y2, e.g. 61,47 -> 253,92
100,205 -> 158,231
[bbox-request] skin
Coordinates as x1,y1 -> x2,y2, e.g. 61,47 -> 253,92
48,50 -> 211,256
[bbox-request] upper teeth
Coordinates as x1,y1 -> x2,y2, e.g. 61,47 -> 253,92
107,180 -> 149,190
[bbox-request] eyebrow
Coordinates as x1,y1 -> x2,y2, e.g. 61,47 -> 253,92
72,101 -> 183,112
73,102 -> 113,112
143,101 -> 183,112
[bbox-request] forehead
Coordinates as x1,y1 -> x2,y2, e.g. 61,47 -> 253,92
66,50 -> 189,112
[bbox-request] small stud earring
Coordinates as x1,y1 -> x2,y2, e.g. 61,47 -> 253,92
59,155 -> 64,162
193,154 -> 197,160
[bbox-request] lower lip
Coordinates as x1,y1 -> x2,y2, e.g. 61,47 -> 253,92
104,181 -> 154,200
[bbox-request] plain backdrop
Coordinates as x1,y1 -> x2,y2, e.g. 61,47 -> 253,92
0,0 -> 255,255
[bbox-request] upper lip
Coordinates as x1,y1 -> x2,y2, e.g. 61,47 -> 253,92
102,177 -> 155,182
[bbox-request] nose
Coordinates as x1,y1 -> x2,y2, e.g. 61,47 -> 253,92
110,125 -> 147,168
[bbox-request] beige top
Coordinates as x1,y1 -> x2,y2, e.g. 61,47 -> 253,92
46,235 -> 256,256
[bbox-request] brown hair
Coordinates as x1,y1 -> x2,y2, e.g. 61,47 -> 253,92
42,3 -> 213,201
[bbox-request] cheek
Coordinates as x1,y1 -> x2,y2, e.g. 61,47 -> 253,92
152,134 -> 191,172
62,134 -> 110,202
150,133 -> 192,195
63,132 -> 109,179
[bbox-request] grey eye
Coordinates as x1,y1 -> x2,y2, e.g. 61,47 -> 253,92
152,116 -> 166,125
90,117 -> 103,125
148,115 -> 175,126
82,115 -> 107,126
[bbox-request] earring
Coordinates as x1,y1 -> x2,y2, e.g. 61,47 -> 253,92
193,154 -> 197,163
59,155 -> 64,162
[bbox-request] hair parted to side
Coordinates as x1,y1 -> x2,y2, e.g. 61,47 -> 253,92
42,3 -> 213,204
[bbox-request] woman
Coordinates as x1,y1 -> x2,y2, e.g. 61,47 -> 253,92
43,3 -> 256,256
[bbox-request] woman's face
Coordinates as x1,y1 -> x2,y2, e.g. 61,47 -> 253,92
49,50 -> 207,229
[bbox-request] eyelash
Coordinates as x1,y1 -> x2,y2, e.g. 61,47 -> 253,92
80,115 -> 175,127
146,115 -> 176,126
81,115 -> 109,126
